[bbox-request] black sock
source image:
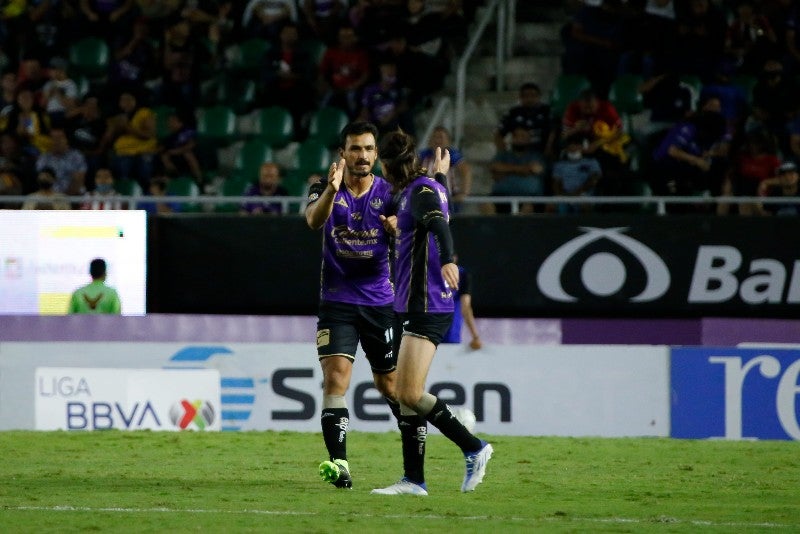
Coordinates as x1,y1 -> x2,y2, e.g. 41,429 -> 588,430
399,414 -> 426,484
425,398 -> 482,453
321,407 -> 349,461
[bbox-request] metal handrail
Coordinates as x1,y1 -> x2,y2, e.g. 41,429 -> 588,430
419,97 -> 453,147
454,0 -> 512,147
3,194 -> 797,216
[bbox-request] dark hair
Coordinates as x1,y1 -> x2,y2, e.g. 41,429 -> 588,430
339,121 -> 379,149
38,166 -> 56,179
378,129 -> 425,191
89,258 -> 107,279
520,82 -> 541,94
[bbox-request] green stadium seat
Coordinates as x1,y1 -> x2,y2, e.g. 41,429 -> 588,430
609,74 -> 644,115
201,76 -> 257,114
215,176 -> 250,213
114,179 -> 142,207
309,106 -> 348,149
166,175 -> 201,212
549,74 -> 591,117
250,106 -> 294,147
301,38 -> 327,67
196,105 -> 237,146
153,105 -> 175,142
68,37 -> 110,79
233,139 -> 274,180
226,38 -> 271,76
295,138 -> 333,176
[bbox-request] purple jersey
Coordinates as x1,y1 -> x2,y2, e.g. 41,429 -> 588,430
393,175 -> 454,313
308,176 -> 394,306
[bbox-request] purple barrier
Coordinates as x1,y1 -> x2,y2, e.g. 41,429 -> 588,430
562,319 -> 701,345
3,315 -> 799,345
702,318 -> 800,346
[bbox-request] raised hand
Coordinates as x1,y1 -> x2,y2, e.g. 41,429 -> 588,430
433,146 -> 451,176
328,158 -> 345,192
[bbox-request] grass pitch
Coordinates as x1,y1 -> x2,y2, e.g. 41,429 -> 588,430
1,430 -> 798,532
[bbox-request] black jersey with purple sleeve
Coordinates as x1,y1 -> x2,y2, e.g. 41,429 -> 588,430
393,175 -> 455,313
307,175 -> 394,306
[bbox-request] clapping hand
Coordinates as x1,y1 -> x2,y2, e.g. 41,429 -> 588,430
328,158 -> 345,192
433,146 -> 450,176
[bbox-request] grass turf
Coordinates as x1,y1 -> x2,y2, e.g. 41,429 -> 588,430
1,430 -> 798,532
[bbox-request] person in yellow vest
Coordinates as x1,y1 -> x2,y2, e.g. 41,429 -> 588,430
102,90 -> 157,191
68,258 -> 122,314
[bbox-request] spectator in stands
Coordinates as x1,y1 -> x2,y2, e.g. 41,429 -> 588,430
139,175 -> 181,214
651,107 -> 726,208
262,21 -> 317,138
561,0 -> 626,97
21,166 -> 70,209
358,59 -> 414,135
242,0 -> 297,40
301,0 -> 347,45
319,24 -> 370,119
109,17 -> 160,97
725,129 -> 781,216
561,88 -> 629,196
240,161 -> 288,215
16,56 -> 48,97
674,0 -> 727,79
81,167 -> 123,210
620,0 -> 679,78
404,0 -> 448,62
638,72 -> 694,136
66,93 -> 108,185
699,59 -> 750,135
0,70 -> 17,112
3,87 -> 51,156
489,125 -> 546,214
758,161 -> 800,216
419,125 -> 472,213
158,109 -> 202,187
78,0 -> 136,42
0,132 -> 36,193
493,82 -> 553,156
747,59 -> 797,141
383,33 -> 443,108
35,127 -> 87,195
21,0 -> 76,64
725,0 -> 778,75
41,57 -> 78,128
102,89 -> 157,191
551,133 -> 602,214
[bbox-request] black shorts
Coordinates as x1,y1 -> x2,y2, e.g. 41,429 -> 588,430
316,301 -> 396,374
396,312 -> 454,347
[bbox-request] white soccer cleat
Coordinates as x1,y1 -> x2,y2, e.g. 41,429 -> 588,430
461,441 -> 493,492
371,478 -> 428,496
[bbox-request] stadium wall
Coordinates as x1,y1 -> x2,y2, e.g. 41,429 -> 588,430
148,214 -> 800,318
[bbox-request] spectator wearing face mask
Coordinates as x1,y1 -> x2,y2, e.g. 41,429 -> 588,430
81,167 -> 123,210
551,134 -> 602,214
22,166 -> 70,209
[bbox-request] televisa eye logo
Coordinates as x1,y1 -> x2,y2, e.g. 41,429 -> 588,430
537,227 -> 670,302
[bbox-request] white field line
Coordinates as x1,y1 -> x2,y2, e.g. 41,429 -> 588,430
3,506 -> 795,529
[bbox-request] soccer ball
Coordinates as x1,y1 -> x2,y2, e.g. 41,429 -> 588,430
452,407 -> 476,433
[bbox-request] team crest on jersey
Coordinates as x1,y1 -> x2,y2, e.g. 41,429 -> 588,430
420,186 -> 434,193
335,197 -> 348,208
309,192 -> 320,201
370,198 -> 383,210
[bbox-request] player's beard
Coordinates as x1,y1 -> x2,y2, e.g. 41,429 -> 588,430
349,160 -> 372,178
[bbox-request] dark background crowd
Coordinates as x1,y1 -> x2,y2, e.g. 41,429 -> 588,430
0,0 -> 799,217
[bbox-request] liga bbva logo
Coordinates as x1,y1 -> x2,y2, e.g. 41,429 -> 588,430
537,227 -> 669,302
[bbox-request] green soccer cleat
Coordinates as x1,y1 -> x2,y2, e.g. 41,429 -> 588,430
319,459 -> 352,489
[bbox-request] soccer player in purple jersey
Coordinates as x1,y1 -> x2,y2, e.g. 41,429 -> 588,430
305,121 -> 428,493
371,130 -> 493,495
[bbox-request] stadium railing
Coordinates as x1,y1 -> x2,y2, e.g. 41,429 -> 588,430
1,195 -> 796,216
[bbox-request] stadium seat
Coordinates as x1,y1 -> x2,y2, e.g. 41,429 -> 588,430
295,138 -> 333,176
196,105 -> 237,146
201,76 -> 257,114
153,105 -> 175,142
301,38 -> 327,67
215,177 -> 250,213
226,38 -> 271,76
679,75 -> 702,109
549,74 -> 591,117
166,175 -> 201,211
233,139 -> 274,180
609,74 -> 644,115
308,107 -> 348,149
115,179 -> 142,207
250,106 -> 294,148
68,37 -> 109,79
